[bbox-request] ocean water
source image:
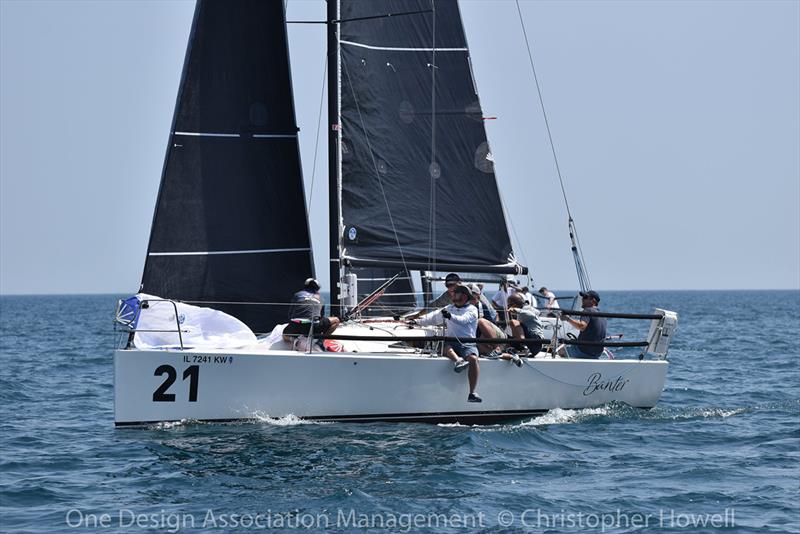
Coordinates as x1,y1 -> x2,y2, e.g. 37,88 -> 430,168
0,291 -> 798,533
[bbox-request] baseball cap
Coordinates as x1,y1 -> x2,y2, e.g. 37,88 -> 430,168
579,290 -> 600,303
444,273 -> 461,285
452,284 -> 471,298
466,283 -> 481,296
304,278 -> 321,291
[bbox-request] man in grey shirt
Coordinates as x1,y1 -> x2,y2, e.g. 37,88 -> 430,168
506,293 -> 545,355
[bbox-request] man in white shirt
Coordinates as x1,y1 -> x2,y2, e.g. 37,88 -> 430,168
414,285 -> 482,403
491,280 -> 512,310
538,287 -> 560,313
519,286 -> 534,306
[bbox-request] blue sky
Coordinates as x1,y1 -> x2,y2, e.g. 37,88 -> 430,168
1,0 -> 798,294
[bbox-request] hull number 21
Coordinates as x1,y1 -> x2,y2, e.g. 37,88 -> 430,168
153,365 -> 199,402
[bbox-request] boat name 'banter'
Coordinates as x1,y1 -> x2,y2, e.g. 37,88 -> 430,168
583,373 -> 630,396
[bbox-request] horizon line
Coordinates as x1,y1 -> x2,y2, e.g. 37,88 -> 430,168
1,288 -> 799,297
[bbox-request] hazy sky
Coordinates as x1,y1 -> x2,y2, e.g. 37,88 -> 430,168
1,0 -> 798,294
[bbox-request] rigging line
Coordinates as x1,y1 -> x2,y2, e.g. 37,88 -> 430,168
428,0 -> 437,273
569,218 -> 592,290
514,0 -> 571,219
308,61 -> 328,210
341,58 -> 410,277
521,359 -> 643,387
574,224 -> 592,288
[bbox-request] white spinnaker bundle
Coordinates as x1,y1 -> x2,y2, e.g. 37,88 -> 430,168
132,294 -> 257,350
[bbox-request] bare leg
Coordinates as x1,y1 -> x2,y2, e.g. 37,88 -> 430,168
324,317 -> 340,335
493,319 -> 518,362
477,318 -> 501,354
467,354 -> 479,394
443,346 -> 460,363
477,318 -> 507,355
509,319 -> 525,342
492,320 -> 528,366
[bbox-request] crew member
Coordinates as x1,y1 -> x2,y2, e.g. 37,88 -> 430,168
467,283 -> 507,357
283,278 -> 340,348
414,285 -> 483,403
557,290 -> 607,359
506,293 -> 545,356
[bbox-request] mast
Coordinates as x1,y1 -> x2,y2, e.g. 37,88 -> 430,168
327,0 -> 342,317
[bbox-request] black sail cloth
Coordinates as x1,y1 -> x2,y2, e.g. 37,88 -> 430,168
141,0 -> 314,333
338,0 -> 520,273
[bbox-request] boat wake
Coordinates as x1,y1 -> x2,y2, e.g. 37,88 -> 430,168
251,412 -> 331,426
436,407 -> 611,430
145,419 -> 191,430
141,402 -> 782,430
662,406 -> 749,420
521,406 -> 611,426
437,401 -> 784,432
142,414 -> 333,429
509,404 -> 751,428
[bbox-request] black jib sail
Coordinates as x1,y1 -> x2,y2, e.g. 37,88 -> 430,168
336,0 -> 523,275
140,0 -> 314,333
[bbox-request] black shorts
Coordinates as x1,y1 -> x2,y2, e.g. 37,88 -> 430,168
519,325 -> 544,354
284,317 -> 332,337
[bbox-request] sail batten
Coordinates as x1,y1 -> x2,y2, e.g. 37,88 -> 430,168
340,39 -> 467,52
149,248 -> 312,257
173,132 -> 298,138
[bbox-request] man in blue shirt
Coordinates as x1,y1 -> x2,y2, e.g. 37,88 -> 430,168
557,290 -> 607,359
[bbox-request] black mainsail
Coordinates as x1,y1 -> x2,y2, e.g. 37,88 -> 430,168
335,0 -> 523,277
141,0 -> 314,333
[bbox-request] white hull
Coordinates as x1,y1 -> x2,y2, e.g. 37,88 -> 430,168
114,348 -> 668,426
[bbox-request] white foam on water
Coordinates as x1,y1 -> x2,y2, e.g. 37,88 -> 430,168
682,407 -> 748,420
437,422 -> 468,428
468,406 -> 613,432
518,406 -> 611,427
251,412 -> 330,426
148,419 -> 190,429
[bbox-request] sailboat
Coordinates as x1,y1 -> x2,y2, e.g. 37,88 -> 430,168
113,0 -> 677,426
